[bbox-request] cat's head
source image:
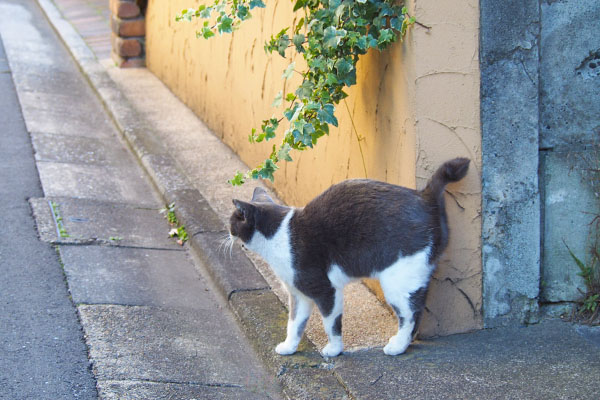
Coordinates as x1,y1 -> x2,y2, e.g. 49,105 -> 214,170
230,187 -> 289,244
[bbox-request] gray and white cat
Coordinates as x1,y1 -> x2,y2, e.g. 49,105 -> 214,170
229,158 -> 470,357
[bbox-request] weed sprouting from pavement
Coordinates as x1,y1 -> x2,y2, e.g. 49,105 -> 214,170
160,203 -> 188,246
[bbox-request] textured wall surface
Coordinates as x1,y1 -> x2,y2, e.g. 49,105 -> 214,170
481,0 -> 599,323
480,0 -> 541,326
145,0 -> 482,336
539,0 -> 600,306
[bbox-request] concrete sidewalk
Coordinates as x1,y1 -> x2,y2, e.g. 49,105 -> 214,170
0,0 -> 281,398
7,0 -> 600,398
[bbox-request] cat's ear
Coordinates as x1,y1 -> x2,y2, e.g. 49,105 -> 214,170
232,199 -> 255,220
251,187 -> 274,204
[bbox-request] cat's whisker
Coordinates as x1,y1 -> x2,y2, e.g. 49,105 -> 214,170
217,233 -> 231,255
217,232 -> 236,259
227,234 -> 236,258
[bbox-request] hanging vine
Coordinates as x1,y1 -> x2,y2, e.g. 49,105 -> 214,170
176,0 -> 416,185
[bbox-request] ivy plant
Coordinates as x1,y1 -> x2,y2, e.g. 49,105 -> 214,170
176,0 -> 415,185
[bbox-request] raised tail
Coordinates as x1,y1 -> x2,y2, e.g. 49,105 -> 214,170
422,157 -> 470,204
421,158 -> 470,261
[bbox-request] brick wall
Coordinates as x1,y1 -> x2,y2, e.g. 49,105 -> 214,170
110,0 -> 145,67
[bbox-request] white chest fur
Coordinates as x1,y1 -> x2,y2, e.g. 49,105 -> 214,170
246,209 -> 296,285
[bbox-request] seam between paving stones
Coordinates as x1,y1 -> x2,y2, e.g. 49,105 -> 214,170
98,378 -> 244,388
36,1 -> 350,397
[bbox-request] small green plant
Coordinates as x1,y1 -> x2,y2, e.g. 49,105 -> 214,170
50,201 -> 70,238
160,202 -> 178,224
565,240 -> 600,320
563,146 -> 600,324
177,0 -> 418,185
160,203 -> 188,245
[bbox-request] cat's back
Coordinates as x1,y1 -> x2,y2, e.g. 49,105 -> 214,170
296,178 -> 430,235
305,178 -> 423,215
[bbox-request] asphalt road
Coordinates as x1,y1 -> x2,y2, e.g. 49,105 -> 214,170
0,35 -> 98,399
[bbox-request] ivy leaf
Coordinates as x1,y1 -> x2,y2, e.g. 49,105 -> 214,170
284,103 -> 303,122
356,35 -> 368,51
237,5 -> 249,20
305,102 -> 320,112
261,118 -> 279,140
277,34 -> 290,57
367,34 -> 379,48
277,143 -> 293,162
323,26 -> 347,49
249,0 -> 266,9
292,33 -> 305,53
258,159 -> 278,181
292,122 -> 314,148
328,0 -> 342,11
334,58 -> 356,85
295,80 -> 315,99
271,90 -> 283,107
309,56 -> 327,73
228,171 -> 245,186
218,17 -> 233,34
293,0 -> 307,12
303,122 -> 316,146
294,17 -> 305,34
379,3 -> 395,17
325,73 -> 338,85
197,26 -> 215,39
285,93 -> 297,102
282,62 -> 295,80
334,4 -> 346,23
317,104 -> 338,127
377,28 -> 395,46
200,6 -> 212,18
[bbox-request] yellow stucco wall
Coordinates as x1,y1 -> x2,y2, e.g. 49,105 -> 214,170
145,0 -> 482,336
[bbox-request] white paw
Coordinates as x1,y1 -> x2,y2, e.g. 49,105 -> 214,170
321,341 -> 343,357
275,341 -> 297,356
383,334 -> 411,356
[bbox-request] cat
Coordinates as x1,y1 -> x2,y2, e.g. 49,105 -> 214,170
229,157 -> 470,357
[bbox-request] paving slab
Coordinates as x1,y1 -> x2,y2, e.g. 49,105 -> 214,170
30,197 -> 176,248
96,379 -> 275,400
60,245 -> 213,310
30,132 -> 128,165
36,161 -> 159,206
78,304 -> 281,398
332,320 -> 600,400
17,90 -> 115,138
230,290 -> 350,399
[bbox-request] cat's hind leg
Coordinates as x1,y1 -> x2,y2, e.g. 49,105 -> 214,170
378,250 -> 432,355
276,287 -> 313,355
380,286 -> 427,355
315,286 -> 344,357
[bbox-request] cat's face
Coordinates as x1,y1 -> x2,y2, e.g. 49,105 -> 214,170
230,187 -> 277,243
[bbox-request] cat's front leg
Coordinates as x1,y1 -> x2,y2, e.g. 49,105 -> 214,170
276,289 -> 312,355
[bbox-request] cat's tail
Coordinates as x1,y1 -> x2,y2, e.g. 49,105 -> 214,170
422,157 -> 470,206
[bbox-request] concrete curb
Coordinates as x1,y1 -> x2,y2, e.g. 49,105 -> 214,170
37,0 -> 349,397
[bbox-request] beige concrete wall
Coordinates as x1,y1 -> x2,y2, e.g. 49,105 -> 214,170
145,0 -> 482,336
